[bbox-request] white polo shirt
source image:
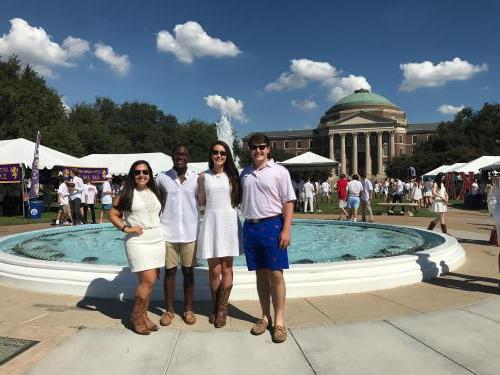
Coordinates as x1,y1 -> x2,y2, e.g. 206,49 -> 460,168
70,176 -> 85,200
156,168 -> 199,243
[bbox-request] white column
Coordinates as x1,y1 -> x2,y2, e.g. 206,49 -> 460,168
365,132 -> 372,177
340,133 -> 346,175
390,131 -> 395,159
352,133 -> 358,175
377,131 -> 383,175
329,133 -> 334,160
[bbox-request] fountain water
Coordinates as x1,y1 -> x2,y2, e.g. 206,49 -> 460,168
216,114 -> 239,166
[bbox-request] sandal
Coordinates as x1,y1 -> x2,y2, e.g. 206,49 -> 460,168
183,311 -> 196,325
159,311 -> 174,326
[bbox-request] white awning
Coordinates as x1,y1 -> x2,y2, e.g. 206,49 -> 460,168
423,165 -> 450,176
279,151 -> 336,166
453,156 -> 500,174
0,138 -> 83,169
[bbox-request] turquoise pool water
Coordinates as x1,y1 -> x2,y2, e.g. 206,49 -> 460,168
0,221 -> 445,266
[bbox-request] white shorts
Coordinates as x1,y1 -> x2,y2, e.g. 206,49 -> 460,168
339,200 -> 347,208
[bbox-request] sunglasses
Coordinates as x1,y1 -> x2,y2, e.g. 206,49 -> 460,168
134,169 -> 150,176
250,144 -> 267,151
211,150 -> 227,157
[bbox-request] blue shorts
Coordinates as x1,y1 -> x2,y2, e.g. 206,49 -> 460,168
102,203 -> 112,210
347,196 -> 360,209
243,216 -> 289,271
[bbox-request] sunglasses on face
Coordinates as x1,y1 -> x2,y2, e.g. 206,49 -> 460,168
134,169 -> 150,176
250,144 -> 267,151
211,150 -> 227,157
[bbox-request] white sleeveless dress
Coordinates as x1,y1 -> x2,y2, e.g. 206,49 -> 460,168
431,184 -> 448,213
197,171 -> 242,259
123,189 -> 165,272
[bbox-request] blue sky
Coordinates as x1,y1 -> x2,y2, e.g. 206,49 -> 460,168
1,0 -> 498,138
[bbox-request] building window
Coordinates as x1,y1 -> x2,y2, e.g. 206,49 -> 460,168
284,141 -> 289,149
297,140 -> 302,148
272,141 -> 277,149
383,144 -> 388,157
412,135 -> 418,144
399,135 -> 404,143
400,147 -> 403,156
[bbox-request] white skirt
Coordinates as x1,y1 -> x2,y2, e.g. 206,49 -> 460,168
431,200 -> 447,213
124,228 -> 165,272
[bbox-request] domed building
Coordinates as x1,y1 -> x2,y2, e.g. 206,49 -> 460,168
243,89 -> 438,178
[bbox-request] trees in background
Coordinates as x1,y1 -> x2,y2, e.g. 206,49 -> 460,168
387,104 -> 500,176
0,57 -> 219,161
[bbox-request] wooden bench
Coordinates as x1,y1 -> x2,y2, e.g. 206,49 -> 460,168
376,202 -> 420,216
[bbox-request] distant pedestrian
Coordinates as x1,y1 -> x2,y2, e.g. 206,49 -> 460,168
428,173 -> 449,234
69,169 -> 85,225
56,177 -> 71,225
303,177 -> 315,213
83,179 -> 98,224
100,174 -> 113,224
347,174 -> 363,222
336,174 -> 349,220
360,174 -> 373,222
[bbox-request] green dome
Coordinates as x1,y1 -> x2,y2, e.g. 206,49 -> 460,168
334,89 -> 398,108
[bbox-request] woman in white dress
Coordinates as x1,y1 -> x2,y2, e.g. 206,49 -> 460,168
197,141 -> 242,328
427,173 -> 449,234
411,177 -> 423,210
109,160 -> 165,335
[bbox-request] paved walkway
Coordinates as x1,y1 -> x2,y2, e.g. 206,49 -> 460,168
0,207 -> 498,374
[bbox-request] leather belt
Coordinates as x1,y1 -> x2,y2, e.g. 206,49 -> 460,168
245,215 -> 282,224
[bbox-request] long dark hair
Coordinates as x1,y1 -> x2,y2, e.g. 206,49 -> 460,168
208,141 -> 241,207
434,173 -> 445,189
115,160 -> 164,212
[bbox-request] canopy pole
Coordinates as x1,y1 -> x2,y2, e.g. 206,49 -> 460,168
21,164 -> 26,218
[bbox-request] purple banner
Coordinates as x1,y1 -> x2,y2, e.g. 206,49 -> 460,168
29,131 -> 41,198
60,167 -> 108,182
0,163 -> 22,183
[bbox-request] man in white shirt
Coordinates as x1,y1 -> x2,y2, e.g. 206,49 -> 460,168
99,174 -> 113,224
303,178 -> 315,213
389,178 -> 405,214
347,174 -> 363,222
360,174 -> 374,222
156,145 -> 199,326
69,169 -> 85,225
83,179 -> 98,224
55,178 -> 70,225
297,177 -> 305,212
320,180 -> 332,203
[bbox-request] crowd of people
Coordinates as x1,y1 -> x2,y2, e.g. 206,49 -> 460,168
108,133 -> 295,344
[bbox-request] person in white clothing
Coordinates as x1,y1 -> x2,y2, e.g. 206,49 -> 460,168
55,177 -> 71,225
197,141 -> 242,328
108,160 -> 165,335
428,173 -> 449,234
83,179 -> 98,224
320,180 -> 332,203
303,177 -> 315,213
100,174 -> 113,223
156,145 -> 199,326
346,174 -> 363,222
69,169 -> 85,225
360,175 -> 373,222
297,177 -> 305,212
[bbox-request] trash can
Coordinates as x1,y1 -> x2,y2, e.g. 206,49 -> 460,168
28,200 -> 43,219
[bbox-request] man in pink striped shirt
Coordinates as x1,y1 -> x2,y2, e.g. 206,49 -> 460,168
240,133 -> 296,343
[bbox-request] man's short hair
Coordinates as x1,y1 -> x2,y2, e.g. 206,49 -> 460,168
247,133 -> 270,147
172,144 -> 190,155
352,174 -> 359,180
360,173 -> 366,178
340,174 -> 346,179
72,169 -> 79,176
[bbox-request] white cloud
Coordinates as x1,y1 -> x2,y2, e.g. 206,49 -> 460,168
0,18 -> 90,77
399,57 -> 488,91
265,58 -> 371,102
205,94 -> 248,123
94,43 -> 130,76
291,98 -> 318,111
157,21 -> 241,64
437,104 -> 464,115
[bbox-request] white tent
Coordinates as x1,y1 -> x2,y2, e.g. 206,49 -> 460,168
454,156 -> 500,174
440,163 -> 467,173
0,138 -> 82,169
187,162 -> 208,174
79,153 -> 174,176
279,151 -> 336,166
423,165 -> 450,176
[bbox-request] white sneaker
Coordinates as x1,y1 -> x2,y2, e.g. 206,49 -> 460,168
55,220 -> 60,225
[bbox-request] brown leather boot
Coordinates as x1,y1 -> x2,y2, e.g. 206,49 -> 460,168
427,221 -> 436,231
214,285 -> 232,328
441,224 -> 448,234
209,285 -> 220,324
130,295 -> 151,335
143,293 -> 158,331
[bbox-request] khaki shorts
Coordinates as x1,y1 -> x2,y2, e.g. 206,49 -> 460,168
165,241 -> 197,269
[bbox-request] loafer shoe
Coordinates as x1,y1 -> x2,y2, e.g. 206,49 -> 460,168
272,325 -> 287,343
250,318 -> 271,336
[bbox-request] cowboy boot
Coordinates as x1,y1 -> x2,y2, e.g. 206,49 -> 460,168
209,285 -> 220,324
130,295 -> 151,335
427,221 -> 436,231
214,285 -> 232,328
440,224 -> 448,234
143,292 -> 158,331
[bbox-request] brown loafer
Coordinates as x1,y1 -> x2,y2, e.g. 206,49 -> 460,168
159,311 -> 174,326
272,325 -> 287,343
250,318 -> 271,336
183,311 -> 196,325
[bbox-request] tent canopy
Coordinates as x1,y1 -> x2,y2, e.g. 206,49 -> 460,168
423,165 -> 450,176
0,138 -> 83,169
79,153 -> 174,176
454,156 -> 500,174
440,163 -> 467,173
279,152 -> 336,166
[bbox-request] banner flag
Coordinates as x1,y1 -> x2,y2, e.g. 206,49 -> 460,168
29,131 -> 41,199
